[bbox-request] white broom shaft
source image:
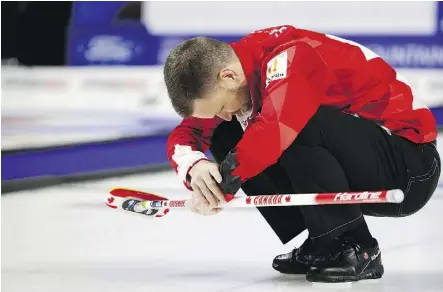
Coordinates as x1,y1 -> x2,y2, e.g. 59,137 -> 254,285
148,189 -> 404,210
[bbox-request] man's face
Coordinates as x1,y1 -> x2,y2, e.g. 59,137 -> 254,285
192,67 -> 250,121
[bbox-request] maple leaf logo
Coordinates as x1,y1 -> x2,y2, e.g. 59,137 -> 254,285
108,197 -> 115,204
246,197 -> 252,204
285,196 -> 291,203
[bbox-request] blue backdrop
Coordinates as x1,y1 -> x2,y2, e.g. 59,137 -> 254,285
67,2 -> 443,68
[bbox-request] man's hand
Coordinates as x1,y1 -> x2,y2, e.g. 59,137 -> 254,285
190,195 -> 223,216
188,160 -> 226,215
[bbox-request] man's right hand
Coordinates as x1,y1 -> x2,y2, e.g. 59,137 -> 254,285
188,160 -> 226,214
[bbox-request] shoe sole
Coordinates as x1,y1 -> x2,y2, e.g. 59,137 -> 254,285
306,265 -> 384,283
272,261 -> 310,275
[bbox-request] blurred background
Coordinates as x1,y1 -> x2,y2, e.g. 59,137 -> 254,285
2,1 -> 443,192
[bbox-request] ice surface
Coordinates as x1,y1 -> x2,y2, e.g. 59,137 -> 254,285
2,141 -> 443,292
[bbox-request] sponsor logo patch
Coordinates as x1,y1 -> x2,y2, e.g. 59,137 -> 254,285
266,51 -> 288,86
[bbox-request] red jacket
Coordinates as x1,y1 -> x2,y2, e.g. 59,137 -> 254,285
167,25 -> 437,187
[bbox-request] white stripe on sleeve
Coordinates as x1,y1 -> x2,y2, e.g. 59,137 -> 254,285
171,144 -> 208,183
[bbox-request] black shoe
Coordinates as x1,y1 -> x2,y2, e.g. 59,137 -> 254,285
272,238 -> 321,274
306,238 -> 384,283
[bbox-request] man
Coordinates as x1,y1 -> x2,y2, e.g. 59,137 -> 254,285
162,25 -> 440,283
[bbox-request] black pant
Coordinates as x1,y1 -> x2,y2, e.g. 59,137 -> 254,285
210,106 -> 441,245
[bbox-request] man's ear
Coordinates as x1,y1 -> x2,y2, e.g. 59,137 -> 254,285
219,68 -> 236,81
218,68 -> 240,90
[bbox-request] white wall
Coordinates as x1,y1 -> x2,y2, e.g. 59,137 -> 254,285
142,1 -> 438,35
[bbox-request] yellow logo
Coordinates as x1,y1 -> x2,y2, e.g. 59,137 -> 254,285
266,51 -> 288,87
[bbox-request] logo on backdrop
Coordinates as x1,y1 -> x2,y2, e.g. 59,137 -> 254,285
78,35 -> 142,63
366,43 -> 443,68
